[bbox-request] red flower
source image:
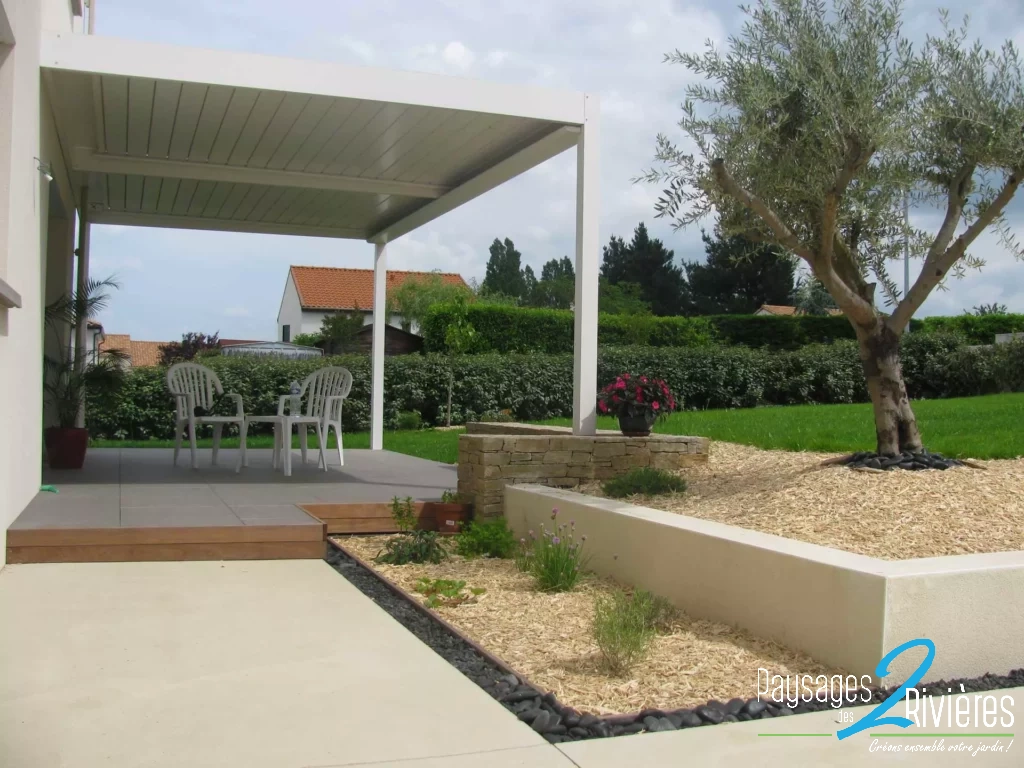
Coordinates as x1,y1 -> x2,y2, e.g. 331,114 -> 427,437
615,380 -> 626,390
598,400 -> 608,413
623,373 -> 631,379
652,401 -> 660,410
641,376 -> 648,384
611,394 -> 621,403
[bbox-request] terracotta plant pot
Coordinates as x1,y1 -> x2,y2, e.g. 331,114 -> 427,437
426,502 -> 471,535
44,426 -> 89,469
617,412 -> 657,437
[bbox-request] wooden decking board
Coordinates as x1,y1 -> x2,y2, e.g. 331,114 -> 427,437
6,522 -> 325,548
300,502 -> 437,534
6,540 -> 326,564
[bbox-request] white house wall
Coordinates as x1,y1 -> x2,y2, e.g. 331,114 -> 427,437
0,0 -> 78,567
276,273 -> 303,341
296,310 -> 410,339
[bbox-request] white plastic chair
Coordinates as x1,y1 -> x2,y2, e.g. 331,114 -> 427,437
244,366 -> 352,477
166,362 -> 246,471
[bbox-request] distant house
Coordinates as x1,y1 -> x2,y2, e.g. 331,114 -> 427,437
98,334 -> 165,368
276,266 -> 468,342
755,304 -> 844,317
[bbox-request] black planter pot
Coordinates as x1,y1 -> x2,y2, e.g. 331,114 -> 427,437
617,412 -> 656,437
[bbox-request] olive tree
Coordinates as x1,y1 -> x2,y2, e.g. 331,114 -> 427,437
643,0 -> 1024,455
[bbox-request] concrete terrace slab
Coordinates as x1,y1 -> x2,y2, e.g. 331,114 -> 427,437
0,560 -> 572,768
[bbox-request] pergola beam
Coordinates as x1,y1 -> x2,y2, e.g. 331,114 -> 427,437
368,126 -> 581,244
89,211 -> 366,239
71,147 -> 449,200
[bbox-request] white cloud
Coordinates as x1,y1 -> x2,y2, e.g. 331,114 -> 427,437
485,49 -> 509,67
337,36 -> 375,63
222,306 -> 251,318
527,225 -> 551,241
442,41 -> 475,69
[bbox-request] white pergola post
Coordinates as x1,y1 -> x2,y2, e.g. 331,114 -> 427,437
370,242 -> 387,450
572,95 -> 599,435
73,187 -> 91,428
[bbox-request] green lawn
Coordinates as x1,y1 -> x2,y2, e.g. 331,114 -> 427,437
543,392 -> 1024,459
93,392 -> 1024,462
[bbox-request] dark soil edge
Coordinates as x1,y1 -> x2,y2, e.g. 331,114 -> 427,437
325,541 -> 1024,743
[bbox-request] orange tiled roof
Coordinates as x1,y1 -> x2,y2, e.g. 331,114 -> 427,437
98,334 -> 167,367
98,334 -> 131,354
289,266 -> 468,310
759,304 -> 798,316
758,304 -> 844,317
129,341 -> 165,367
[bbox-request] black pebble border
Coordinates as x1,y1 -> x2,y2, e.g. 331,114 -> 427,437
325,543 -> 1024,743
845,449 -> 964,471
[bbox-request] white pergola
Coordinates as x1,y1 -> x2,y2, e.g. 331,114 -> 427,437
41,33 -> 599,447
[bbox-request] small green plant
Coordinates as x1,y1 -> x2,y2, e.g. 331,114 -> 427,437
602,467 -> 687,498
513,536 -> 534,573
455,517 -> 516,559
375,530 -> 449,565
390,496 -> 418,532
528,508 -> 589,592
414,577 -> 486,608
396,410 -> 424,431
592,588 -> 675,675
479,409 -> 515,423
440,488 -> 463,503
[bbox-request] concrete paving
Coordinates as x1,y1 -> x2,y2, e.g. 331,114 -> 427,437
0,560 -> 571,768
2,556 -> 1019,766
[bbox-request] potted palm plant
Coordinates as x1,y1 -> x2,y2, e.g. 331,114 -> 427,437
597,374 -> 676,437
43,277 -> 127,469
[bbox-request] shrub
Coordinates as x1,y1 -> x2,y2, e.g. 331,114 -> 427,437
395,410 -> 423,431
602,467 -> 688,498
592,589 -> 674,675
375,531 -> 448,565
455,517 -> 517,559
918,314 -> 1024,345
87,332 -> 1010,441
527,508 -> 589,592
414,578 -> 486,608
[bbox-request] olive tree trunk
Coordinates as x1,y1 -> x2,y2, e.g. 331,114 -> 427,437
855,323 -> 923,456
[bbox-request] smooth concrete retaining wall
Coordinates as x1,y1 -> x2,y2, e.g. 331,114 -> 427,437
505,485 -> 1024,685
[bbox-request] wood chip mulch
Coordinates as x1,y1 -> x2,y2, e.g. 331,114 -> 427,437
579,441 -> 1024,561
336,535 -> 841,714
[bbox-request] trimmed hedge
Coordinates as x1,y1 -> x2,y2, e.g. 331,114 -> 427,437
86,333 -> 1024,441
917,314 -> 1024,345
421,303 -> 927,353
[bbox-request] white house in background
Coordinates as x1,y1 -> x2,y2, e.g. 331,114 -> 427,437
276,266 -> 469,341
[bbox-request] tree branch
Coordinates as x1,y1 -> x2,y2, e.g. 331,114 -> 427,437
926,165 -> 974,262
710,159 -> 815,263
711,158 -> 876,325
889,169 -> 1021,332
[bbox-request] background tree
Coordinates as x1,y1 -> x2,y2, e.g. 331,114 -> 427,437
969,303 -> 1009,316
389,271 -> 472,332
644,0 -> 1024,455
481,237 -> 527,300
600,222 -> 686,316
684,230 -> 796,314
793,274 -> 841,316
528,256 -> 576,309
442,294 -> 478,427
318,308 -> 365,355
599,279 -> 652,315
159,332 -> 221,366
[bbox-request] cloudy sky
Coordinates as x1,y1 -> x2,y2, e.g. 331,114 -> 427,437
89,0 -> 1024,342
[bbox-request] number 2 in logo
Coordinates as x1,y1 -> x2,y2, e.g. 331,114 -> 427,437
836,638 -> 935,740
